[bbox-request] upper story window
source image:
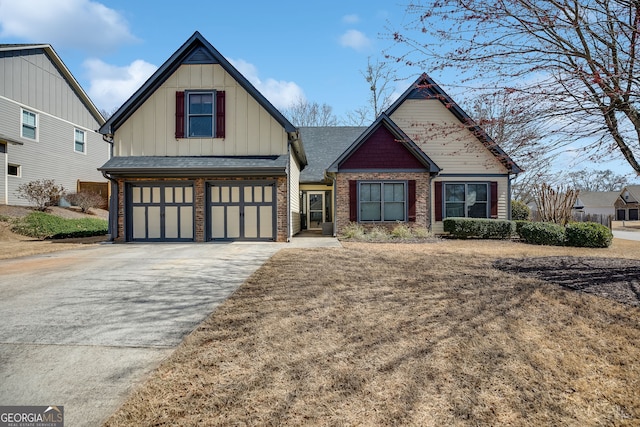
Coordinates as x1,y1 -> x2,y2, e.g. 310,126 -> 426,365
359,181 -> 406,222
21,109 -> 37,140
187,92 -> 214,137
74,129 -> 86,153
8,163 -> 20,177
445,183 -> 488,218
175,90 -> 225,139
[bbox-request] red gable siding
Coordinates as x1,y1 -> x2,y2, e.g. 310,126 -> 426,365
339,125 -> 426,170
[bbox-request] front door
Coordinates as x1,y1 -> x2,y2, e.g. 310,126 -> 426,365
307,191 -> 325,230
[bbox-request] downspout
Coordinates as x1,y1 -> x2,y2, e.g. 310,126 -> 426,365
286,139 -> 291,242
102,133 -> 117,241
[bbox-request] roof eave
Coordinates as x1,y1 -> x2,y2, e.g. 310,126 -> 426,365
98,166 -> 288,178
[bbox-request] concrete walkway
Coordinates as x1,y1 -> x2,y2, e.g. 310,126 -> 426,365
0,237 -> 340,426
613,229 -> 640,241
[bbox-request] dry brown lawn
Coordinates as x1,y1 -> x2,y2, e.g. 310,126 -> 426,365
103,239 -> 640,426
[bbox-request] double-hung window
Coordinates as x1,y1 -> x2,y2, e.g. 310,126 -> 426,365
21,109 -> 37,140
444,183 -> 488,218
359,181 -> 406,222
74,129 -> 86,153
187,91 -> 214,137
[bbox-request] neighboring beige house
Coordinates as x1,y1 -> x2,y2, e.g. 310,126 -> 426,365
0,44 -> 108,206
99,32 -> 306,242
574,191 -> 618,218
615,185 -> 640,220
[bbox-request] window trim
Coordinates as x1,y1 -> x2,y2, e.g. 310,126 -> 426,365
443,182 -> 490,219
358,180 -> 407,222
74,128 -> 86,153
8,163 -> 21,177
185,90 -> 216,138
21,108 -> 38,141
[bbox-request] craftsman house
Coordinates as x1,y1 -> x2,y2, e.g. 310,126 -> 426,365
301,74 -> 522,235
99,32 -> 306,242
0,44 -> 107,206
99,32 -> 520,242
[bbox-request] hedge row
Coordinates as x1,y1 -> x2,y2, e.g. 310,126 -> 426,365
443,217 -> 612,248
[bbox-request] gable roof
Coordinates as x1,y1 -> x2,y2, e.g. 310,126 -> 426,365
100,32 -> 296,135
619,185 -> 640,204
0,44 -> 104,125
385,73 -> 523,175
327,113 -> 441,173
298,127 -> 366,183
575,191 -> 620,208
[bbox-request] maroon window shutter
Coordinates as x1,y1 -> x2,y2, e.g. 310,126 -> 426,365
408,180 -> 416,222
490,181 -> 498,218
349,180 -> 358,222
435,181 -> 443,221
175,91 -> 185,138
216,91 -> 226,138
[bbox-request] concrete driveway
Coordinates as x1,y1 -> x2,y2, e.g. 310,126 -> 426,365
0,239 -> 338,426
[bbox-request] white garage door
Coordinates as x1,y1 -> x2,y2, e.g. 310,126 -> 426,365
208,181 -> 276,241
128,183 -> 194,241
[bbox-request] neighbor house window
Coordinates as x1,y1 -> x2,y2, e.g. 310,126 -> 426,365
445,183 -> 488,218
74,129 -> 86,153
187,91 -> 214,137
21,109 -> 37,140
359,181 -> 406,222
8,164 -> 20,177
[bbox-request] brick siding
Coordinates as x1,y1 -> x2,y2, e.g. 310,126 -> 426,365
335,172 -> 431,234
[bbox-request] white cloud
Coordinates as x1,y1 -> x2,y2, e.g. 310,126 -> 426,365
84,58 -> 157,112
342,14 -> 360,24
0,0 -> 137,53
339,29 -> 372,52
229,58 -> 305,110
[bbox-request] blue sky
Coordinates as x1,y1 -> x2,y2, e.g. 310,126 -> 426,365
0,0 -> 413,118
0,0 -> 636,177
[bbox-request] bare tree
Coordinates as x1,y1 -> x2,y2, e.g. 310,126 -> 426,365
567,168 -> 631,191
345,57 -> 397,125
388,0 -> 640,174
464,92 -> 559,204
283,98 -> 338,127
534,183 -> 579,225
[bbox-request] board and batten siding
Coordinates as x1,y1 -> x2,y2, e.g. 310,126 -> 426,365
0,98 -> 108,205
289,151 -> 301,235
113,64 -> 289,157
0,48 -> 98,129
390,99 -> 507,175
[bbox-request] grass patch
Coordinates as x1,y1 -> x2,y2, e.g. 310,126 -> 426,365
104,240 -> 640,426
11,211 -> 107,239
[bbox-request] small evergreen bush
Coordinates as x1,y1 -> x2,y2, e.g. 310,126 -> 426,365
518,222 -> 566,246
443,217 -> 515,239
511,200 -> 531,221
565,222 -> 613,248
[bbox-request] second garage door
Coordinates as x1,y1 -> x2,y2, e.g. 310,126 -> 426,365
208,181 -> 276,241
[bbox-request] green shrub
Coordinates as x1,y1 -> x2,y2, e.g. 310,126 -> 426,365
514,220 -> 530,236
443,217 -> 515,239
565,222 -> 613,248
511,200 -> 531,221
11,212 -> 108,240
518,222 -> 566,246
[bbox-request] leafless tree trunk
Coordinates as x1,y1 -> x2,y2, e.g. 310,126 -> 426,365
534,183 -> 579,225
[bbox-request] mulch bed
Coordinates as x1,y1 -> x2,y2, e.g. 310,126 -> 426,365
494,256 -> 640,307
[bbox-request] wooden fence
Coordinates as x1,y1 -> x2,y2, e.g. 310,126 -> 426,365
77,181 -> 109,209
